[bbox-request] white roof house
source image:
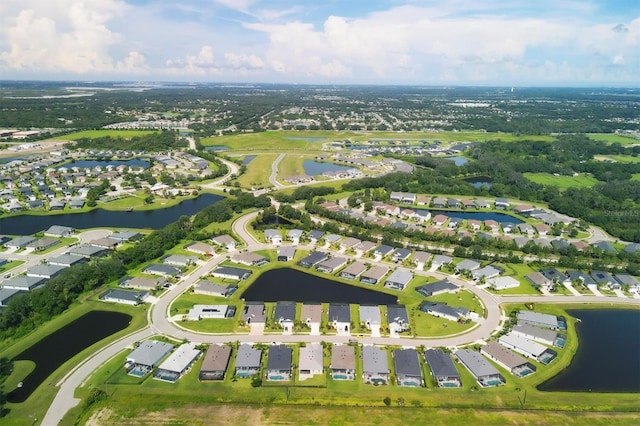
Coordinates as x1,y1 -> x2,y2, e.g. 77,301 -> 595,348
487,276 -> 520,290
154,343 -> 201,382
498,332 -> 548,359
299,343 -> 324,380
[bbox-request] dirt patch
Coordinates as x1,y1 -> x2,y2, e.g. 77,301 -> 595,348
495,395 -> 504,408
86,407 -> 114,426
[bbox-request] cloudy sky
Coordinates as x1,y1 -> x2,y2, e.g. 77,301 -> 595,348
0,0 -> 638,86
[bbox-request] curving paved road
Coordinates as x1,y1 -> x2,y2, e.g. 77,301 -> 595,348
269,153 -> 286,189
41,208 -> 640,425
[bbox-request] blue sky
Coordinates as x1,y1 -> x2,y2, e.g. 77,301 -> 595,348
0,0 -> 638,85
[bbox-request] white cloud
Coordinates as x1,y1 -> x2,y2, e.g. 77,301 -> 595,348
0,0 -> 148,74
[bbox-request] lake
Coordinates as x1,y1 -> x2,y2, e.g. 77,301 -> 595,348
538,309 -> 640,393
463,175 -> 492,188
241,268 -> 398,304
61,159 -> 150,169
413,208 -> 523,224
445,156 -> 469,166
7,310 -> 132,403
241,155 -> 256,165
303,160 -> 352,176
0,193 -> 224,235
205,146 -> 229,152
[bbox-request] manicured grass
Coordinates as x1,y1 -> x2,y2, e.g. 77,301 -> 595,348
632,173 -> 640,181
587,133 -> 640,145
99,190 -> 202,211
524,173 -> 600,190
488,263 -> 542,295
237,154 -> 279,189
278,154 -> 311,179
52,130 -> 157,140
201,130 -> 555,152
411,309 -> 476,337
0,260 -> 24,273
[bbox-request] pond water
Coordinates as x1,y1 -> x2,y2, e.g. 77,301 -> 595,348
256,215 -> 293,226
241,155 -> 256,165
445,156 -> 469,166
538,309 -> 640,393
61,159 -> 151,169
7,310 -> 131,403
303,160 -> 352,176
414,208 -> 523,224
205,146 -> 229,152
241,268 -> 398,304
463,175 -> 493,188
0,193 -> 224,235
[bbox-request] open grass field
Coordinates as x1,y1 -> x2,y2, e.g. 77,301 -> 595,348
595,154 -> 640,164
523,173 -> 600,190
52,130 -> 157,140
632,173 -> 640,181
278,154 -> 313,179
587,133 -> 640,145
237,154 -> 278,189
201,130 -> 555,151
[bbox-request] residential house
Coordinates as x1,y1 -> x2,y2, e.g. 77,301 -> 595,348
615,274 -> 640,293
415,279 -> 459,297
307,230 -> 325,243
162,254 -> 197,267
231,252 -> 269,266
274,302 -> 296,332
48,254 -> 87,268
211,234 -> 237,251
143,264 -> 181,278
432,197 -> 446,208
487,276 -> 520,290
210,266 -> 252,280
455,349 -> 505,387
340,237 -> 361,251
44,225 -> 74,237
592,240 -> 617,254
110,230 -> 141,241
99,289 -> 149,305
360,265 -> 388,285
241,303 -> 266,324
392,248 -> 412,263
432,254 -> 453,269
301,303 -> 322,334
330,344 -> 356,380
424,349 -> 461,387
328,303 -> 351,335
455,259 -> 481,273
590,270 -> 619,289
69,244 -> 108,258
517,311 -> 561,330
297,251 -> 329,268
287,229 -> 303,245
89,237 -> 119,249
495,198 -> 510,209
277,246 -> 296,262
26,264 -> 66,279
0,288 -> 26,307
481,341 -> 536,377
413,251 -> 432,270
354,240 -> 376,255
433,214 -> 448,226
384,268 -> 413,290
512,323 -> 558,347
316,256 -> 348,273
387,305 -> 410,334
26,237 -> 58,252
526,272 -> 553,291
474,199 -> 489,209
473,265 -> 503,281
184,241 -> 215,256
199,344 -> 232,380
235,344 -> 262,378
362,346 -> 389,385
193,280 -> 236,298
339,261 -> 368,280
299,343 -> 324,380
126,340 -> 174,377
419,302 -> 468,322
374,244 -> 395,258
0,275 -> 46,291
393,349 -> 423,387
484,220 -> 500,232
264,229 -> 282,245
153,343 -> 201,383
359,305 -> 381,331
266,345 -> 292,381
447,198 -> 461,208
498,332 -> 556,364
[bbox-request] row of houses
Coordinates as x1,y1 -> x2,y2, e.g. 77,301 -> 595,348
526,268 -> 640,293
240,301 -> 410,335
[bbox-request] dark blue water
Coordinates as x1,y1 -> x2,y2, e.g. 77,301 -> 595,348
62,159 -> 150,169
445,156 -> 469,166
8,310 -> 131,402
539,309 -> 640,392
0,193 -> 224,235
463,176 -> 492,189
241,268 -> 397,304
303,160 -> 352,175
205,146 -> 229,152
242,155 -> 256,165
414,208 -> 523,224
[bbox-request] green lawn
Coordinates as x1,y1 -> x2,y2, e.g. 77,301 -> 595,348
201,130 -> 555,152
0,260 -> 24,273
237,154 -> 279,189
586,133 -> 640,145
523,173 -> 600,190
52,130 -> 157,140
632,173 -> 640,181
278,153 -> 311,179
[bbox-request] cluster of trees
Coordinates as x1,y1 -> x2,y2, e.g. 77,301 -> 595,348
86,179 -> 111,207
73,131 -> 186,151
273,185 -> 336,203
192,190 -> 270,229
